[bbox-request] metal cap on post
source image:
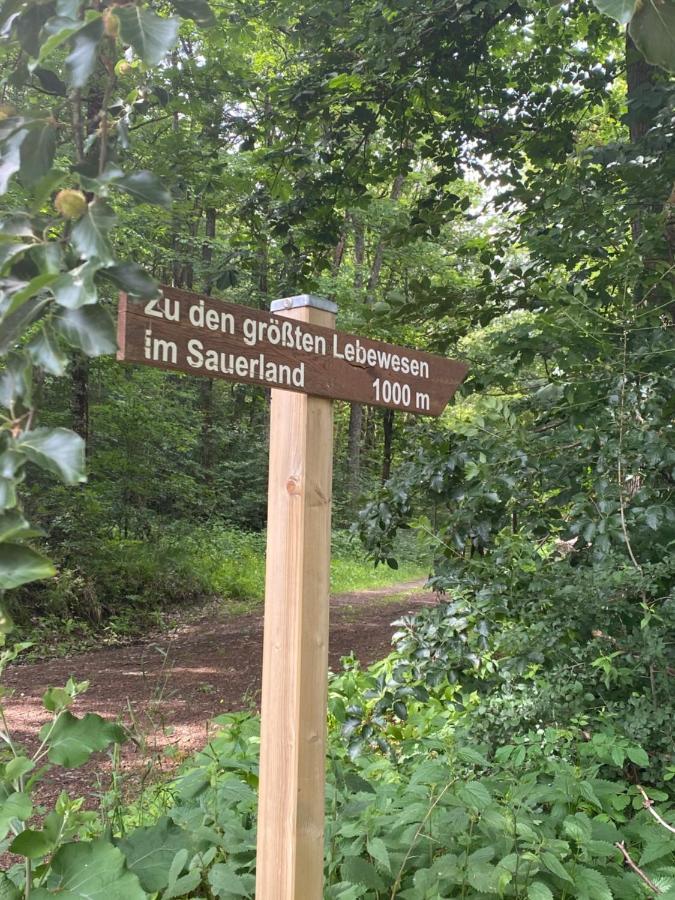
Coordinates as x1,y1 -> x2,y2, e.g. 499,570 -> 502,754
271,294 -> 339,315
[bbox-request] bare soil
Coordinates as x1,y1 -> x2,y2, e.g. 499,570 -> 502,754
2,582 -> 435,806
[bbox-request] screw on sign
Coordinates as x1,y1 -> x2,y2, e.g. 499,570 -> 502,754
117,288 -> 468,899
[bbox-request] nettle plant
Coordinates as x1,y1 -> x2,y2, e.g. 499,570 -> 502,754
0,0 -> 213,896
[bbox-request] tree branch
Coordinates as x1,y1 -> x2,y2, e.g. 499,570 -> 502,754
615,841 -> 660,894
638,786 -> 675,835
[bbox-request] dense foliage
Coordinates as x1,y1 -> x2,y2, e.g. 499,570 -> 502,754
0,0 -> 673,896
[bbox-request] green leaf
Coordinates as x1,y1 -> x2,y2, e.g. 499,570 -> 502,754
28,325 -> 67,376
457,746 -> 490,766
169,0 -> 216,26
166,848 -> 188,892
4,755 -> 35,782
0,873 -> 21,900
0,241 -> 32,272
31,839 -> 146,899
393,700 -> 407,719
104,262 -> 159,299
592,0 -> 635,24
626,745 -> 649,767
0,791 -> 32,840
20,122 -> 56,186
644,506 -> 661,530
54,305 -> 117,356
37,16 -> 85,65
17,427 -> 86,484
164,870 -> 202,898
30,242 -> 63,275
66,18 -> 104,89
208,863 -> 249,898
71,199 -> 116,264
562,813 -> 593,843
116,6 -> 179,65
9,828 -> 54,858
0,510 -> 38,543
33,67 -> 67,96
56,0 -> 81,17
16,2 -> 49,56
330,885 -> 367,900
0,449 -> 25,479
53,263 -> 99,309
0,213 -> 33,240
457,780 -> 492,811
629,0 -> 675,71
0,351 -> 32,409
640,837 -> 675,865
114,171 -> 171,206
117,817 -> 192,892
528,883 -> 554,900
367,836 -> 391,873
1,274 -> 55,317
340,857 -> 385,891
40,711 -> 125,768
573,866 -> 612,900
541,852 -> 573,883
579,780 -> 602,810
0,480 -> 18,510
0,544 -> 55,590
0,128 -> 28,194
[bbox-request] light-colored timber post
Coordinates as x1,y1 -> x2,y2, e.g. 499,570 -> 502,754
255,294 -> 337,900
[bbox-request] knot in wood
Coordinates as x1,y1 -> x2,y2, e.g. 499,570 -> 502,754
286,475 -> 301,495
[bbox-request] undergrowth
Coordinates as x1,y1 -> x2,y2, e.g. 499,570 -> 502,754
8,527 -> 425,655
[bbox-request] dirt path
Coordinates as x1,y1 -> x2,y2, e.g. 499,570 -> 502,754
2,582 -> 434,805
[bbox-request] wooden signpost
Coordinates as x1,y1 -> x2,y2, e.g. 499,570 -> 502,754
117,287 -> 468,900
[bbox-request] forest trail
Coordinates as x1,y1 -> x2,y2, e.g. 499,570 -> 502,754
2,581 -> 434,805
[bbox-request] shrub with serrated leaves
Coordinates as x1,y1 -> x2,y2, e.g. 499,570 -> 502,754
60,710 -> 672,899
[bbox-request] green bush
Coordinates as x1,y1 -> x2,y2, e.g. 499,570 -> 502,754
10,526 -> 426,633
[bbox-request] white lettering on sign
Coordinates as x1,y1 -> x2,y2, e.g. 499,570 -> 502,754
141,299 -> 429,385
241,318 -> 328,355
188,300 -> 236,334
119,288 -> 468,416
186,339 -> 305,388
145,328 -> 178,364
144,296 -> 180,321
332,335 -> 428,380
372,377 -> 430,412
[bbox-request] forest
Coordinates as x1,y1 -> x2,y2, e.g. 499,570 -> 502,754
0,0 -> 673,896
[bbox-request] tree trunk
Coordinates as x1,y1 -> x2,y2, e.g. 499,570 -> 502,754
346,403 -> 363,502
67,79 -> 103,454
203,206 -> 217,293
626,31 -> 656,144
71,353 -> 89,448
199,207 -> 217,483
332,229 -> 347,275
626,31 -> 657,245
346,217 -> 367,504
366,172 -> 406,302
381,409 -> 394,484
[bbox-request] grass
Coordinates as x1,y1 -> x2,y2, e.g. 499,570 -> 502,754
164,525 -> 427,602
12,527 -> 429,657
329,558 -> 425,593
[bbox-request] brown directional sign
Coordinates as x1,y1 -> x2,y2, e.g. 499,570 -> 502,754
117,286 -> 468,416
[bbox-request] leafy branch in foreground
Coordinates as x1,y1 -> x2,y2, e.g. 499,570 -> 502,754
0,0 -> 211,620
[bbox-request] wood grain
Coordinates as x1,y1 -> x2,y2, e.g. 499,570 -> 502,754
255,302 -> 335,900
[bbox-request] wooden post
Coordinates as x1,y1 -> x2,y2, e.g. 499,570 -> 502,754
255,294 -> 337,900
